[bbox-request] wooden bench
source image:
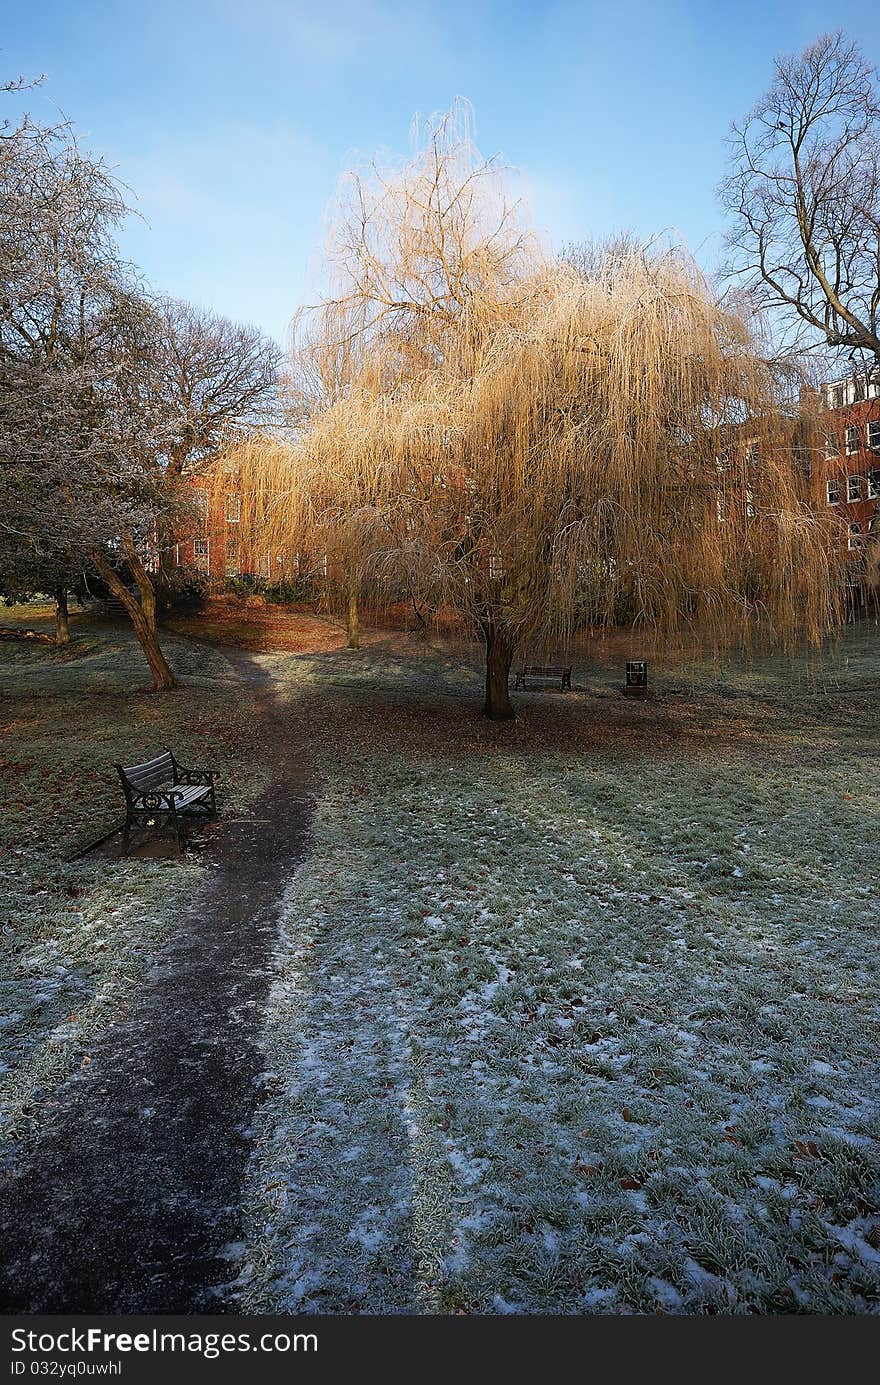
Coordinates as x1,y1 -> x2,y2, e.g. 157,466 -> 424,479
513,664 -> 572,692
115,747 -> 217,856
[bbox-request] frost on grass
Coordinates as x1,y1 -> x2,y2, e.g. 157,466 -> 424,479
0,610 -> 265,1137
0,857 -> 202,1139
242,641 -> 879,1315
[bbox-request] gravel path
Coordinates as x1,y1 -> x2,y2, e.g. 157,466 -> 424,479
0,660 -> 313,1312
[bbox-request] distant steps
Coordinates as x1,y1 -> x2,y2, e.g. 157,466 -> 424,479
99,592 -> 138,618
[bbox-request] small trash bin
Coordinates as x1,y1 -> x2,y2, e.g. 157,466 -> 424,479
624,660 -> 648,697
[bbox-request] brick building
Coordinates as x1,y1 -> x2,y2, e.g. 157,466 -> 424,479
172,475 -> 325,588
171,477 -> 245,583
819,366 -> 880,558
175,376 -> 880,602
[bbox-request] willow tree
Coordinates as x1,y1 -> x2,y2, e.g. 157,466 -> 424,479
219,107 -> 842,719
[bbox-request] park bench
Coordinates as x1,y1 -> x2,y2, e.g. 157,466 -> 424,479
513,664 -> 572,692
115,747 -> 217,856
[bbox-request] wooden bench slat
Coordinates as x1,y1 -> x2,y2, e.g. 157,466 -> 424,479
122,752 -> 174,778
123,752 -> 174,772
122,772 -> 173,788
168,785 -> 212,808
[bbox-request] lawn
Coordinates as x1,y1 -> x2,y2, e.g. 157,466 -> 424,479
0,603 -> 265,1142
236,626 -> 880,1314
2,601 -> 878,1314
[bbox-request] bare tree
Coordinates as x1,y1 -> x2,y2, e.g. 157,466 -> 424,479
151,298 -> 281,475
1,73 -> 45,95
141,298 -> 281,594
722,32 -> 880,361
0,111 -> 178,688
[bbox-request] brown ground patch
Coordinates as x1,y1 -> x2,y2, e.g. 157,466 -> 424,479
162,597 -> 473,654
160,602 -> 871,770
162,599 -> 348,653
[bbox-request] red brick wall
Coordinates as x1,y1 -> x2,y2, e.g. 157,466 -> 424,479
173,479 -> 244,584
819,396 -> 880,555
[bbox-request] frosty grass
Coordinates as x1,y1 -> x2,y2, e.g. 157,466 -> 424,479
0,609 -> 262,1140
3,608 -> 878,1313
239,640 -> 879,1314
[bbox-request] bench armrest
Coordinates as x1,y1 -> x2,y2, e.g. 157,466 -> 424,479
173,765 -> 217,786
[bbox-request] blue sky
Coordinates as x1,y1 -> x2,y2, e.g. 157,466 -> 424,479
4,1 -> 879,346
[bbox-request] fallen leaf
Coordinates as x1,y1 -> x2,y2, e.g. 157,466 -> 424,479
793,1139 -> 820,1159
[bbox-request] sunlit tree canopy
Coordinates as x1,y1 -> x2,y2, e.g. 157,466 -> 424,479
214,105 -> 843,718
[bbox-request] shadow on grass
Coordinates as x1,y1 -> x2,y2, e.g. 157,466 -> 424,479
0,641 -> 317,1312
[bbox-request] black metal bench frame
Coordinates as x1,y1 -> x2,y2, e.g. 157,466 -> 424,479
115,747 -> 217,857
513,664 -> 573,692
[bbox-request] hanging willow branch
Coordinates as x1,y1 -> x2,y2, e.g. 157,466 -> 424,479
208,104 -> 844,718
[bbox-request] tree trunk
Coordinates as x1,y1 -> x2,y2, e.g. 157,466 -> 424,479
155,450 -> 189,609
155,519 -> 178,610
54,587 -> 70,645
409,596 -> 428,640
126,597 -> 178,692
90,541 -> 177,692
483,620 -> 516,720
347,567 -> 360,649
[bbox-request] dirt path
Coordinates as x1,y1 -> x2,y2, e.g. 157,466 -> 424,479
0,658 -> 313,1312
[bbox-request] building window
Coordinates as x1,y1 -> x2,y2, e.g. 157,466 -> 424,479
868,420 -> 880,451
824,434 -> 838,460
225,494 -> 241,524
868,470 -> 880,501
488,553 -> 504,580
193,491 -> 208,529
848,522 -> 862,551
744,441 -> 760,467
744,487 -> 755,519
845,426 -> 860,455
847,474 -> 862,502
320,553 -> 328,578
225,540 -> 239,576
194,538 -> 210,572
831,384 -> 844,409
826,478 -> 840,505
